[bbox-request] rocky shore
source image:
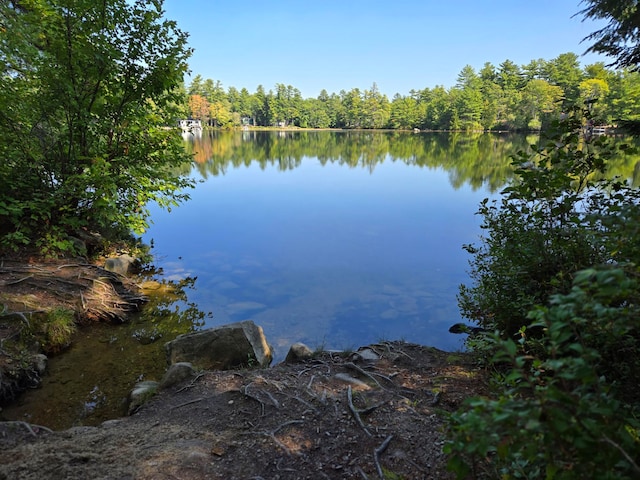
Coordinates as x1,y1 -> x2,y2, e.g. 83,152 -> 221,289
0,257 -> 487,479
0,341 -> 486,479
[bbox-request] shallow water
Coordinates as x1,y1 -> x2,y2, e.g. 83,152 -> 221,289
2,318 -> 166,430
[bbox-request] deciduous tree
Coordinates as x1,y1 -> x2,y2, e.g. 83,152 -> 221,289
0,0 -> 193,253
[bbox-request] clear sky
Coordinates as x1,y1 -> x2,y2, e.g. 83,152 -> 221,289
162,0 -> 610,98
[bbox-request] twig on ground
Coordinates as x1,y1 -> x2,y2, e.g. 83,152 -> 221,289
250,387 -> 280,409
242,382 -> 281,412
56,263 -> 92,270
374,435 -> 394,479
176,372 -> 206,393
344,362 -> 383,389
243,420 -> 305,456
3,275 -> 34,286
272,419 -> 304,435
171,397 -> 203,410
2,421 -> 53,437
276,457 -> 296,472
359,400 -> 389,415
356,465 -> 370,479
287,394 -> 315,411
347,386 -> 371,437
297,363 -> 324,377
306,374 -> 315,390
240,386 -> 266,416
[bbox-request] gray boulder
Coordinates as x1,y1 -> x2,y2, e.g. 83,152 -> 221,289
104,254 -> 136,276
160,362 -> 195,389
128,380 -> 159,414
284,342 -> 314,363
165,320 -> 272,370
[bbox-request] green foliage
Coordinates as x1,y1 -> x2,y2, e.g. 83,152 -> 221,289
0,0 -> 194,254
448,107 -> 640,478
458,107 -> 639,339
580,0 -> 640,70
186,49 -> 640,131
446,266 -> 640,479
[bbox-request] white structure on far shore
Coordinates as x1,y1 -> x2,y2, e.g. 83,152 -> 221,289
179,119 -> 202,133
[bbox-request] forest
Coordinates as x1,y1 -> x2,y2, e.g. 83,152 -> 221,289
184,52 -> 640,131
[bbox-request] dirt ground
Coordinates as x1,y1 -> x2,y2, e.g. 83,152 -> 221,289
0,259 -> 487,480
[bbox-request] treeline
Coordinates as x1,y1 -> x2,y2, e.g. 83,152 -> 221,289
181,130 -> 640,191
184,52 -> 640,131
187,131 -> 529,191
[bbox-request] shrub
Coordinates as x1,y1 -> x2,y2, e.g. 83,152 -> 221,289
37,307 -> 77,354
458,108 -> 638,340
446,266 -> 640,479
448,108 -> 640,478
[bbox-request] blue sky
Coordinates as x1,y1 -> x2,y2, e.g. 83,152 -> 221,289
162,0 -> 610,98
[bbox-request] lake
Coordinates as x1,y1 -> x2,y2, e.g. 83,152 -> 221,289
9,129 -> 638,430
141,130 -> 529,357
9,130 -> 638,430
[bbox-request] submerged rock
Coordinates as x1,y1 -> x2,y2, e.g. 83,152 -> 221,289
31,354 -> 48,375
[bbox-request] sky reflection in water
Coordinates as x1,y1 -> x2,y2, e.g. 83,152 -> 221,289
143,149 -> 494,358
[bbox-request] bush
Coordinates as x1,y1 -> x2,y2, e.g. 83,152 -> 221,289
33,307 -> 77,354
446,266 -> 640,479
458,108 -> 638,339
448,108 -> 640,478
0,0 -> 194,255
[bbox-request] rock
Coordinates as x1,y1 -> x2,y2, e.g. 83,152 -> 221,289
31,354 -> 48,375
448,323 -> 486,335
67,236 -> 87,257
352,347 -> 380,362
159,362 -> 195,389
128,380 -> 159,414
104,254 -> 136,276
165,320 -> 272,370
284,342 -> 314,363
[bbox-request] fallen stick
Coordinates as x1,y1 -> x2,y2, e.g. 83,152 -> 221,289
176,372 -> 206,393
356,465 -> 370,479
306,374 -> 316,390
170,397 -> 203,410
344,362 -> 383,389
2,421 -> 53,437
3,274 -> 34,286
374,435 -> 394,479
347,386 -> 371,437
242,420 -> 304,456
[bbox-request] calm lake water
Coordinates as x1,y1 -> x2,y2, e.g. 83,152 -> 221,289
142,130 -> 528,357
8,130 -> 637,430
8,129 -> 638,430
